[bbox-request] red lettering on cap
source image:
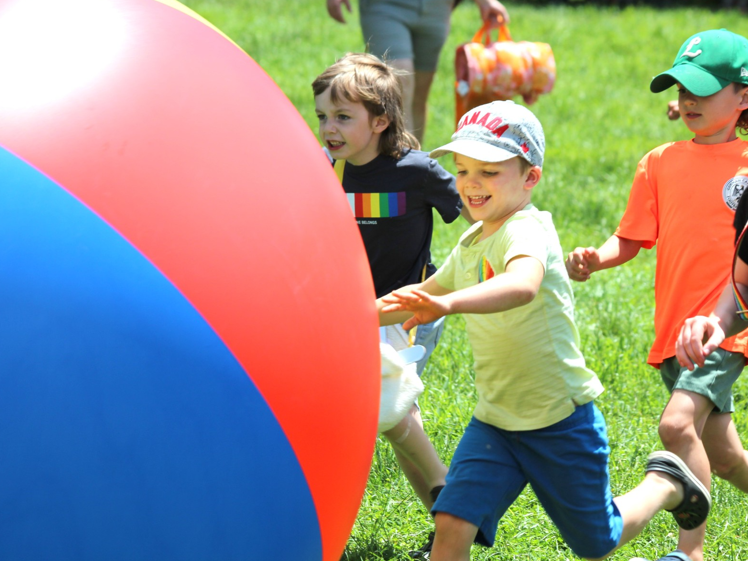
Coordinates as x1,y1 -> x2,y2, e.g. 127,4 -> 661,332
475,113 -> 490,127
466,111 -> 481,126
520,143 -> 529,153
457,113 -> 507,135
492,124 -> 509,138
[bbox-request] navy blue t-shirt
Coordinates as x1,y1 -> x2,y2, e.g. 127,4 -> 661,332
337,149 -> 461,297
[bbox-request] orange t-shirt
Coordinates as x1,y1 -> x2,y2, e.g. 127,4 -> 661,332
616,139 -> 748,366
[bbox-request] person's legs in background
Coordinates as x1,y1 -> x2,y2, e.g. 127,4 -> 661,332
359,0 -> 450,144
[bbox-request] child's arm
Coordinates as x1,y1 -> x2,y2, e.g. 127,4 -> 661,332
377,275 -> 453,327
382,255 -> 544,330
676,257 -> 748,370
565,235 -> 643,282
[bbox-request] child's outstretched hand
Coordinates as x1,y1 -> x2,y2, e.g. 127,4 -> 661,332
565,247 -> 601,282
675,316 -> 725,371
381,289 -> 450,330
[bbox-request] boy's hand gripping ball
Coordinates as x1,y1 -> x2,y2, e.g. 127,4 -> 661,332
0,1 -> 380,560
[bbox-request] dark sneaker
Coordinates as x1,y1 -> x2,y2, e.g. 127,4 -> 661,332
646,451 -> 711,530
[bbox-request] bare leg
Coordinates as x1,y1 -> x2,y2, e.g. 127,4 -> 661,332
387,59 -> 416,138
702,412 -> 748,491
429,512 -> 477,561
584,472 -> 683,560
411,70 -> 436,144
383,60 -> 436,145
384,406 -> 447,509
391,446 -> 433,508
658,390 -> 715,561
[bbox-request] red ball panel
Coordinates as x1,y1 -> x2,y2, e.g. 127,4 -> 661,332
0,1 -> 380,559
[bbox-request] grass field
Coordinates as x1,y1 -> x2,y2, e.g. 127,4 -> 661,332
182,1 -> 748,559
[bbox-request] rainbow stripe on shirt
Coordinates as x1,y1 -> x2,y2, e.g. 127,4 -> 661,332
478,256 -> 495,282
346,192 -> 406,218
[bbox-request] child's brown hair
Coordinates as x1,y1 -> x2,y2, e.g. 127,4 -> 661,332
312,53 -> 419,159
735,83 -> 748,136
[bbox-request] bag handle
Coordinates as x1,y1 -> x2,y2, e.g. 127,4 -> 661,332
471,21 -> 512,45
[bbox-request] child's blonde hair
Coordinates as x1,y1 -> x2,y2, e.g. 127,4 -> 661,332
312,53 -> 420,159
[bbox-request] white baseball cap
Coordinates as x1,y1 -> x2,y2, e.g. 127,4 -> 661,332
430,100 -> 545,168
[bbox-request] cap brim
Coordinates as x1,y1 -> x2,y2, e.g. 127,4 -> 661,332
429,138 -> 519,163
650,63 -> 730,96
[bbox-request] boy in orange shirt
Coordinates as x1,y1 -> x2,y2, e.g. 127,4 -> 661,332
566,29 -> 748,561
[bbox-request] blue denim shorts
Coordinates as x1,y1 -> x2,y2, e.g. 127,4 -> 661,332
433,403 -> 623,559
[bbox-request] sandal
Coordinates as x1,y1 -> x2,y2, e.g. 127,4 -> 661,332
646,451 -> 711,530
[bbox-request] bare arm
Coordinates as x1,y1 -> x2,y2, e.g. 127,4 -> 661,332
382,256 -> 544,330
565,235 -> 643,282
377,275 -> 452,326
676,257 -> 748,369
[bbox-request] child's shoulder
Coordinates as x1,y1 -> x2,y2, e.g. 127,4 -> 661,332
637,140 -> 682,163
461,206 -> 555,247
396,148 -> 446,171
506,205 -> 555,233
395,148 -> 455,189
646,137 -> 748,160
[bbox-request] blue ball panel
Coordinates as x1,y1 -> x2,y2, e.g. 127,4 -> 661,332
0,147 -> 321,561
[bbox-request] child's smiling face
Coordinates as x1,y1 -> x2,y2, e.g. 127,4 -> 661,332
315,88 -> 389,166
677,82 -> 748,144
455,154 -> 541,239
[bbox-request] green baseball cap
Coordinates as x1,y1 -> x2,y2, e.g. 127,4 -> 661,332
650,29 -> 748,96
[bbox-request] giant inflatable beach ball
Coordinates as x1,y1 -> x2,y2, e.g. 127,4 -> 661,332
0,1 -> 380,560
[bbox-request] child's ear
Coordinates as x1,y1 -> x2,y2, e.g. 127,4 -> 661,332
524,166 -> 542,190
740,86 -> 748,110
372,114 -> 391,133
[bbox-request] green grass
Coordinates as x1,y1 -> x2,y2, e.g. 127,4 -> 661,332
181,1 -> 748,558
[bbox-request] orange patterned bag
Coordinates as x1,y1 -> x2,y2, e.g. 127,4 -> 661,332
454,23 -> 556,125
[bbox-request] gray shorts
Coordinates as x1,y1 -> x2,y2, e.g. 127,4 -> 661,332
659,348 -> 745,413
359,0 -> 452,72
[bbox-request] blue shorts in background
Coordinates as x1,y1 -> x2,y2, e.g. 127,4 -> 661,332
413,316 -> 445,376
